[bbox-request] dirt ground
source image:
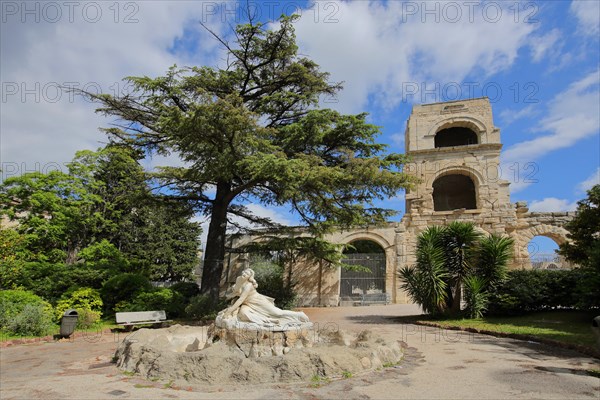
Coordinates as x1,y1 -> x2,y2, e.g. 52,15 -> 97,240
1,304 -> 599,399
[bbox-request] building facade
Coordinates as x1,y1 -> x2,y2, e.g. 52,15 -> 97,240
225,98 -> 575,306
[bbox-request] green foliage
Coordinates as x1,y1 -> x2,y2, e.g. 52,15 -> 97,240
463,276 -> 489,319
184,295 -> 228,320
55,287 -> 103,323
101,273 -> 152,314
474,234 -> 513,288
399,222 -> 514,317
559,184 -> 600,309
0,290 -> 55,336
4,262 -> 108,304
399,226 -> 448,315
79,15 -> 415,300
6,304 -> 55,337
118,288 -> 185,318
0,290 -> 52,329
0,145 -> 201,282
169,282 -> 200,299
251,258 -> 297,309
77,240 -> 129,269
487,270 -> 581,315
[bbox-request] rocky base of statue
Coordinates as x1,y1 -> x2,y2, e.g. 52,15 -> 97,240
114,324 -> 404,385
212,317 -> 315,357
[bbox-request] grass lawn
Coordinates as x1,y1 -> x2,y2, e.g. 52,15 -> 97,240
406,310 -> 599,351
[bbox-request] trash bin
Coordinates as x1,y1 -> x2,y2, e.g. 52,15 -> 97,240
59,309 -> 79,338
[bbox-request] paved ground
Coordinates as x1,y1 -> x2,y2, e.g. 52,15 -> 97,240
1,304 -> 599,399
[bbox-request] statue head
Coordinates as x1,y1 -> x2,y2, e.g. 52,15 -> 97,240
241,268 -> 258,288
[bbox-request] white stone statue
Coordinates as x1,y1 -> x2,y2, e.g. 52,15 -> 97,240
216,268 -> 309,329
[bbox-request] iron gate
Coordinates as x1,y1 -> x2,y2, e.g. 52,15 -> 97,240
340,253 -> 386,298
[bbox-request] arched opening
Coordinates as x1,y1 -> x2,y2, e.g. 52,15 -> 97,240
340,240 -> 386,301
435,127 -> 478,148
433,174 -> 477,211
527,236 -> 566,270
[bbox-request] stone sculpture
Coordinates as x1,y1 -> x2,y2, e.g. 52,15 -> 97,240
216,268 -> 309,330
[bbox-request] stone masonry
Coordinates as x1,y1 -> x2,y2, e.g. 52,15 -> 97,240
225,97 -> 575,306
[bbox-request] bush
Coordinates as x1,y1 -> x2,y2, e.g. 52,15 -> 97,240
252,261 -> 296,309
7,304 -> 55,336
118,288 -> 186,318
8,262 -> 108,304
55,287 -> 103,326
169,281 -> 200,299
184,294 -> 228,320
464,276 -> 489,319
101,273 -> 152,314
487,270 -> 578,315
0,290 -> 52,329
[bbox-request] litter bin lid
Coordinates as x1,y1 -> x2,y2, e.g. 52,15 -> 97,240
63,309 -> 78,316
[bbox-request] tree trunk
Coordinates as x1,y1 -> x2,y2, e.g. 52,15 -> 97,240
199,182 -> 231,303
451,281 -> 462,314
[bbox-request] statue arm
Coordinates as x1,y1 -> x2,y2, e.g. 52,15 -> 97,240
225,284 -> 251,313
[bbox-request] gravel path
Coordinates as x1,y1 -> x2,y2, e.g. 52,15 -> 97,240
1,304 -> 598,399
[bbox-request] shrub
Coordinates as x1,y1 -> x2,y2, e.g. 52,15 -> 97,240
487,270 -> 578,315
185,295 -> 228,320
169,281 -> 200,299
252,261 -> 296,309
463,276 -> 489,319
9,262 -> 107,304
0,290 -> 52,330
101,273 -> 152,314
55,287 -> 103,325
118,288 -> 186,318
7,304 -> 55,336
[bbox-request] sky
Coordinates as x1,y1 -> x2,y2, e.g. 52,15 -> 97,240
1,0 -> 599,254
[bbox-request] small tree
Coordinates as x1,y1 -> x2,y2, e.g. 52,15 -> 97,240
559,184 -> 600,309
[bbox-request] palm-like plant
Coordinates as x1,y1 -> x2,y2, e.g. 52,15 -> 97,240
399,223 -> 514,318
399,226 -> 448,315
442,222 -> 481,313
463,275 -> 488,319
475,234 -> 514,289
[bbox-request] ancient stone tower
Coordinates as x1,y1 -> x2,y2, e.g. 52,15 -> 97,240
225,97 -> 575,306
398,97 -> 574,276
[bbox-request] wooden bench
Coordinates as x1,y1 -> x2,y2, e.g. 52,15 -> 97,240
115,311 -> 170,330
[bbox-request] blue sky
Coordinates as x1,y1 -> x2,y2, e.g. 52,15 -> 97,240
2,1 -> 599,253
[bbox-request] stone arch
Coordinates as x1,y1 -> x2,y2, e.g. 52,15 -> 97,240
427,116 -> 488,145
335,231 -> 396,302
512,223 -> 570,269
429,166 -> 483,211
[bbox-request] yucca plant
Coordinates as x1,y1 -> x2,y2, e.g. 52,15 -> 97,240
399,226 -> 448,315
475,234 -> 514,289
442,222 -> 482,313
464,275 -> 489,319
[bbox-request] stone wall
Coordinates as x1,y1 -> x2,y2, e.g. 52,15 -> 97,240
222,98 -> 576,306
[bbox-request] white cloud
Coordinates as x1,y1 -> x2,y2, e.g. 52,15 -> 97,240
578,167 -> 600,192
499,105 -> 538,126
528,29 -> 562,62
528,197 -> 578,212
502,70 -> 600,193
293,1 -> 537,113
570,0 -> 600,36
1,1 -> 226,173
390,132 -> 405,149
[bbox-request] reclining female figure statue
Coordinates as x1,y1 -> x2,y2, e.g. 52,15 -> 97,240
217,268 -> 309,328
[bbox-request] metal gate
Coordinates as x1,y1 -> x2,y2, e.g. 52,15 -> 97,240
340,253 -> 386,298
